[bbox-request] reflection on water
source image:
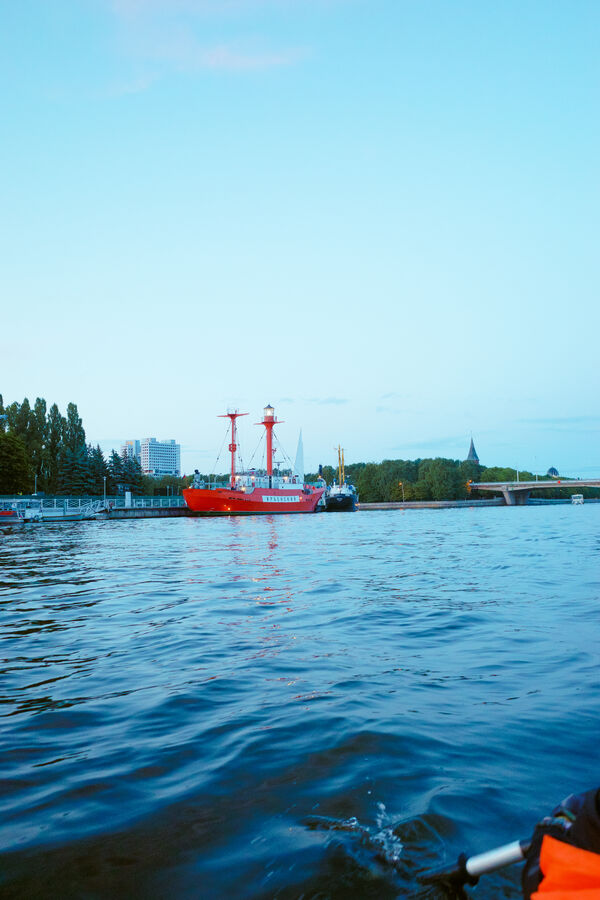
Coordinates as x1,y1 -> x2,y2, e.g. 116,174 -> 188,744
1,506 -> 599,898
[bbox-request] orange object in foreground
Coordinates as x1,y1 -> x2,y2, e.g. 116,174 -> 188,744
532,835 -> 600,898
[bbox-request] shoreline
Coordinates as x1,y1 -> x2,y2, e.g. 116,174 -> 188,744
358,498 -> 600,510
357,499 -> 504,511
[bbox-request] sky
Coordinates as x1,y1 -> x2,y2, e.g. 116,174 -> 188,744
1,0 -> 599,476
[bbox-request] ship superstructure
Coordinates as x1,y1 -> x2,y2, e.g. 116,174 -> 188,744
324,445 -> 358,511
183,405 -> 324,516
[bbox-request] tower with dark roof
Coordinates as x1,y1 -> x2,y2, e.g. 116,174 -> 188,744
466,437 -> 479,465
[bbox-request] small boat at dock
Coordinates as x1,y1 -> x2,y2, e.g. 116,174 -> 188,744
0,504 -> 24,525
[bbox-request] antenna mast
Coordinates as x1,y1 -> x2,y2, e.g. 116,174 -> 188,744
218,410 -> 248,487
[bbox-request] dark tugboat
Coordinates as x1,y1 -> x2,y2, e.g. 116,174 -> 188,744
324,446 -> 358,512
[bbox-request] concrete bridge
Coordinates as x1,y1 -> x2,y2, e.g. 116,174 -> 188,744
470,479 -> 600,506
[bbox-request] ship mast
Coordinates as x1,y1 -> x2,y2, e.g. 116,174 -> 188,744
219,410 -> 248,488
336,445 -> 346,485
257,404 -> 283,479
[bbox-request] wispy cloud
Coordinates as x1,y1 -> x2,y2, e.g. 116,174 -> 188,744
131,32 -> 305,72
111,1 -> 339,15
108,0 -> 308,77
112,1 -> 261,13
520,415 -> 600,425
305,397 -> 348,405
107,71 -> 159,96
379,391 -> 405,401
396,435 -> 469,451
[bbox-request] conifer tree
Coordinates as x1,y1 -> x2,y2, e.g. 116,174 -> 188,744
0,432 -> 30,493
122,453 -> 145,494
46,404 -> 65,494
58,446 -> 93,495
107,450 -> 124,492
88,445 -> 108,496
57,403 -> 90,494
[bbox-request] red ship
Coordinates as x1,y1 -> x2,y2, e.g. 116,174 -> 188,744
183,405 -> 325,516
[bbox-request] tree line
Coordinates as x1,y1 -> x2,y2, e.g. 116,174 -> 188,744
306,458 -> 599,502
0,395 -> 174,496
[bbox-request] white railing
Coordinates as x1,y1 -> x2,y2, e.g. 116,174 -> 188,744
106,496 -> 186,509
0,495 -> 187,510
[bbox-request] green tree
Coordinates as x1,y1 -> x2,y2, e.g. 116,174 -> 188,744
56,403 -> 89,495
388,460 -> 419,500
107,450 -> 124,492
151,474 -> 187,496
88,445 -> 108,496
5,399 -> 31,446
63,402 -> 86,454
354,462 -> 386,502
59,446 -> 92,495
122,453 -> 145,494
0,432 -> 30,493
458,459 -> 482,498
30,397 -> 48,490
417,458 -> 460,500
46,403 -> 65,494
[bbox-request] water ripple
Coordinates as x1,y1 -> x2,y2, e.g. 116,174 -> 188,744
1,506 -> 599,897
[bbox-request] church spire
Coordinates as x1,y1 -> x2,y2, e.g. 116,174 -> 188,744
466,437 -> 479,464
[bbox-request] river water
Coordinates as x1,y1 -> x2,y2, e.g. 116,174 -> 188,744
1,505 -> 599,898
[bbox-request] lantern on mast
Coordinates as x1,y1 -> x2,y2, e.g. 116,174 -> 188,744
257,404 -> 283,477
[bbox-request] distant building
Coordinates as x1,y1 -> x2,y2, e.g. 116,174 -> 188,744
465,437 -> 480,465
140,438 -> 181,477
121,440 -> 141,461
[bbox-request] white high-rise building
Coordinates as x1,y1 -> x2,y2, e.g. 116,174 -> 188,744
139,438 -> 181,477
121,440 -> 141,460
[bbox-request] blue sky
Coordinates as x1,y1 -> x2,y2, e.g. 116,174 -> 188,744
2,0 -> 598,475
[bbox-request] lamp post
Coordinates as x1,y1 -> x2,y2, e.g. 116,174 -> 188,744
398,481 -> 405,501
103,476 -> 106,504
34,474 -> 38,495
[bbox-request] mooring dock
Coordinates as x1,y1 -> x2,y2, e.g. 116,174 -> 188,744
98,497 -> 192,519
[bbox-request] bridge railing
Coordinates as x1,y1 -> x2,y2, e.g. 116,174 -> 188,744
471,479 -> 600,490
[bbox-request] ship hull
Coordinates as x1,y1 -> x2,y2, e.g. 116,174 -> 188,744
183,486 -> 324,516
324,493 -> 357,512
0,510 -> 22,525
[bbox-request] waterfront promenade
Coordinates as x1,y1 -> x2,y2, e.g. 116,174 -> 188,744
3,493 -> 597,521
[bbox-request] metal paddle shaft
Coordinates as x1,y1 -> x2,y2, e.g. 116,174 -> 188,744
419,838 -> 531,886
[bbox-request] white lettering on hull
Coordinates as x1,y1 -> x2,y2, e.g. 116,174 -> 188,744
262,495 -> 301,503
